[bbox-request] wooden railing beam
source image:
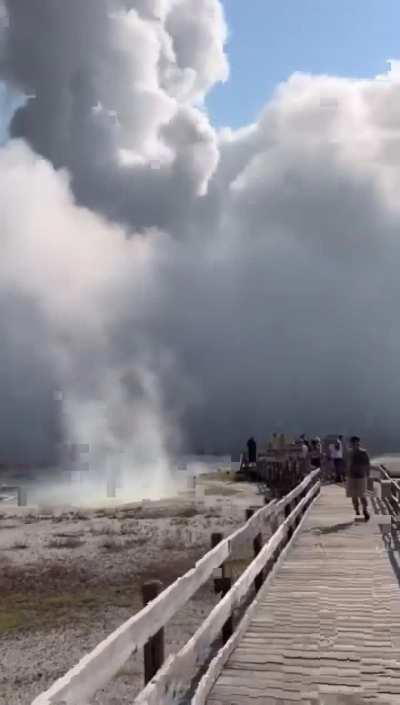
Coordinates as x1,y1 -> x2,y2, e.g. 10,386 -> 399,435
32,469 -> 321,705
133,476 -> 321,705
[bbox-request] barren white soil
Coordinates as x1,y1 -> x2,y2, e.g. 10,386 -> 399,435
0,474 -> 263,705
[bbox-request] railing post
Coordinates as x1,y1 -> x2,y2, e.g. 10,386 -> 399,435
284,500 -> 293,543
17,487 -> 27,507
211,531 -> 223,547
142,580 -> 164,685
294,492 -> 301,528
391,481 -> 399,512
221,583 -> 233,644
211,531 -> 224,594
253,531 -> 263,592
211,532 -> 233,644
270,506 -> 280,563
246,508 -> 263,592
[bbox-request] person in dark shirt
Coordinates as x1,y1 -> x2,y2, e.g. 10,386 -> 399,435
309,439 -> 321,469
346,435 -> 370,521
246,437 -> 257,464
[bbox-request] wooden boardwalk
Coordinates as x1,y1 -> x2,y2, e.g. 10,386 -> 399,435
206,484 -> 400,705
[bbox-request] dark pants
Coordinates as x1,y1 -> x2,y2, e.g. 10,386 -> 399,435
352,496 -> 368,514
248,450 -> 257,464
334,458 -> 345,482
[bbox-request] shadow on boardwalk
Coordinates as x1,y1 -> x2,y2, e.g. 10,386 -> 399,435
316,521 -> 355,535
304,521 -> 354,535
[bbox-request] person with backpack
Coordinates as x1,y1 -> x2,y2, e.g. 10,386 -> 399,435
346,435 -> 370,521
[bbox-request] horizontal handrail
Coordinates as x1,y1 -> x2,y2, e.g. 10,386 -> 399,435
32,535 -> 233,705
191,475 -> 321,705
32,502 -> 279,704
374,464 -> 400,514
134,474 -> 321,705
32,469 -> 320,705
372,462 -> 400,484
380,464 -> 400,485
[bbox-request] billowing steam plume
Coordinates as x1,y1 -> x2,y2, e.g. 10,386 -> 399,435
1,0 -> 400,478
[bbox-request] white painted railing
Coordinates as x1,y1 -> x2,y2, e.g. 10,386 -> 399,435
192,475 -> 320,705
32,468 -> 321,705
372,463 -> 400,513
135,472 -> 320,705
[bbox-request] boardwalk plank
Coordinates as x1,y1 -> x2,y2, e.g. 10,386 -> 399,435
205,485 -> 400,705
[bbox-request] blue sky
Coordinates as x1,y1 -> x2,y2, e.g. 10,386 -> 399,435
2,1 -> 399,140
206,0 -> 400,129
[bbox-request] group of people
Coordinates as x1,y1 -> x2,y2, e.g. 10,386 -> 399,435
297,433 -> 371,522
295,434 -> 346,481
245,432 -> 371,522
295,435 -> 322,468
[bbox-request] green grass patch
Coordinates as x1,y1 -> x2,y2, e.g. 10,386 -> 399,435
197,471 -> 234,482
0,586 -> 136,634
0,611 -> 27,633
204,486 -> 239,496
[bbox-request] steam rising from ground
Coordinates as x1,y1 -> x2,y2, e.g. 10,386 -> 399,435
0,138 -> 184,489
24,465 -> 184,509
1,0 -> 400,489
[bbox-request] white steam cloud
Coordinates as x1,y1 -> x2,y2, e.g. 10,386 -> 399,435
1,0 -> 400,487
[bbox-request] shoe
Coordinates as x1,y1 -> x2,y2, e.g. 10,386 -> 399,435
364,510 -> 370,522
355,508 -> 360,516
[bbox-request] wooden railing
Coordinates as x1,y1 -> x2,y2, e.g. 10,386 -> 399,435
373,464 -> 400,515
32,468 -> 321,705
239,447 -> 312,499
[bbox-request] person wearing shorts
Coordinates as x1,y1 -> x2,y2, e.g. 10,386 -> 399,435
346,435 -> 370,521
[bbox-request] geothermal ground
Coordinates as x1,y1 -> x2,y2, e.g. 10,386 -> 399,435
0,473 -> 263,705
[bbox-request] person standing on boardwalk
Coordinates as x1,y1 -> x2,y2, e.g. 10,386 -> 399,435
331,435 -> 345,483
309,439 -> 321,469
346,435 -> 370,521
246,437 -> 257,464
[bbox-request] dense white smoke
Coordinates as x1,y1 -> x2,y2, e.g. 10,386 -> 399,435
0,139 -> 184,485
1,0 -> 400,478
